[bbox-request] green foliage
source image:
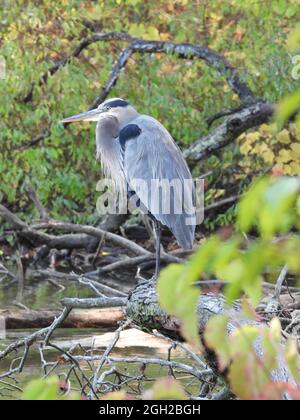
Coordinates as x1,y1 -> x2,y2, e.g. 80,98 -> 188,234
145,377 -> 187,400
276,91 -> 300,135
238,177 -> 300,239
157,263 -> 201,347
158,175 -> 300,399
205,316 -> 300,400
103,377 -> 187,400
22,376 -> 80,400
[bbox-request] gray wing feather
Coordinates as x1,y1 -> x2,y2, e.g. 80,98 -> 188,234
123,115 -> 195,249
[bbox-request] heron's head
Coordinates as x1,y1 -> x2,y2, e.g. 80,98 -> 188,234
61,98 -> 139,128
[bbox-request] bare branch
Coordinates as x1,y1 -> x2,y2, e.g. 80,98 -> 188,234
35,269 -> 127,297
21,32 -> 136,103
184,101 -> 275,165
265,265 -> 289,314
0,204 -> 148,256
91,319 -> 131,396
32,220 -> 150,256
205,194 -> 241,212
26,184 -> 50,221
107,356 -> 212,381
94,252 -> 183,274
61,297 -> 127,309
14,130 -> 50,152
0,306 -> 70,362
18,32 -> 258,156
23,32 -> 254,105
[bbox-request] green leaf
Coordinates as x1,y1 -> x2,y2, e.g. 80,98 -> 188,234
287,24 -> 300,50
228,353 -> 270,400
204,315 -> 231,370
23,376 -> 59,400
259,177 -> 299,239
285,339 -> 300,382
238,177 -> 299,240
157,263 -> 201,347
269,317 -> 282,343
275,90 -> 300,131
144,377 -> 187,400
237,177 -> 269,233
186,236 -> 221,281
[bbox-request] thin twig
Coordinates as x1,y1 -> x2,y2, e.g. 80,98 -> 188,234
90,319 -> 131,397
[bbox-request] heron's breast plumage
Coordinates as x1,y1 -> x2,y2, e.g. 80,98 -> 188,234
95,116 -> 127,200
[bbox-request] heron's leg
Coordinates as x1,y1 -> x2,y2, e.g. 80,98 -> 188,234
153,219 -> 161,280
135,219 -> 161,285
143,214 -> 155,241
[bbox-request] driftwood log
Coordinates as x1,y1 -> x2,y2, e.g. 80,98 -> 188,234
0,307 -> 124,329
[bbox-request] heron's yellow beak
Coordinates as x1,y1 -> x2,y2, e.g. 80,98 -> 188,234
61,107 -> 107,123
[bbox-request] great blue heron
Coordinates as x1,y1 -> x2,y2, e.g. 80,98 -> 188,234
62,98 -> 195,281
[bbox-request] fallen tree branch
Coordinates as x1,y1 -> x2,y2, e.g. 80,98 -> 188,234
0,342 -> 30,380
87,214 -> 127,253
150,330 -> 208,370
26,184 -> 50,221
44,307 -> 72,344
0,295 -> 125,362
31,220 -> 150,256
92,252 -> 184,275
0,204 -> 148,256
0,281 -> 296,399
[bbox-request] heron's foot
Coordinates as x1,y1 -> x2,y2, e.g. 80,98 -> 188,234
136,275 -> 155,286
135,272 -> 157,286
148,273 -> 159,283
135,267 -> 158,286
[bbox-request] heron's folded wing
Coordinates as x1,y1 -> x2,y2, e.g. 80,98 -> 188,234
122,115 -> 195,249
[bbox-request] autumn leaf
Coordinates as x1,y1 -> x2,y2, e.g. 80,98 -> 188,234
233,27 -> 245,42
